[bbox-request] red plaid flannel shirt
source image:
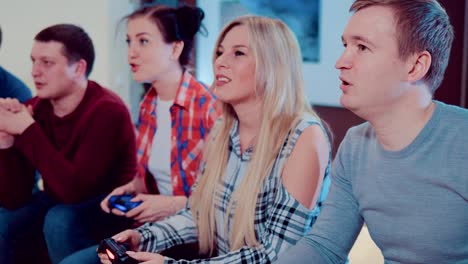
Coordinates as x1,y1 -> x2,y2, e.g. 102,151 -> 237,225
136,71 -> 219,196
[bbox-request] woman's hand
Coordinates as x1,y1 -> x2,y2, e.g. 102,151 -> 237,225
98,229 -> 142,264
127,251 -> 165,264
101,180 -> 139,213
125,195 -> 186,223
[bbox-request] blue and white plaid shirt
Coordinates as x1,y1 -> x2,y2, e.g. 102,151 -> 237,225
136,113 -> 331,263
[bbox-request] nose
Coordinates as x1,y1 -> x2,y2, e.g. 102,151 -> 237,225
31,62 -> 41,78
335,48 -> 352,70
128,43 -> 138,61
214,53 -> 228,72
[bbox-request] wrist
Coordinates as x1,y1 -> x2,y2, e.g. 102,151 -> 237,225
0,142 -> 14,149
169,197 -> 177,216
18,119 -> 35,135
132,178 -> 147,194
0,133 -> 15,149
171,196 -> 187,215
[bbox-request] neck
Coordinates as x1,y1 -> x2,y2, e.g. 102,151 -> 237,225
50,78 -> 88,117
233,100 -> 262,152
369,88 -> 435,151
152,66 -> 183,101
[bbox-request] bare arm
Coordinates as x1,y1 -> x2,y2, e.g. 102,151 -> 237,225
282,125 -> 330,208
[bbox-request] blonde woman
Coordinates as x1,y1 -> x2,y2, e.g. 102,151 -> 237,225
100,15 -> 332,264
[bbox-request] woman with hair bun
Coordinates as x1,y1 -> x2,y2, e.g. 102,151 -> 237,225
59,5 -> 219,264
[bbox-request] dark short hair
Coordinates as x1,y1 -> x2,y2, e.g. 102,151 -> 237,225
34,24 -> 95,77
125,5 -> 205,67
351,0 -> 454,93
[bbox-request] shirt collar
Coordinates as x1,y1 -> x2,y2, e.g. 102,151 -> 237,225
146,70 -> 196,110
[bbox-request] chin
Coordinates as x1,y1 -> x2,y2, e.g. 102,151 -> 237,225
131,73 -> 148,83
132,76 -> 145,83
35,90 -> 50,99
340,96 -> 356,111
339,95 -> 348,108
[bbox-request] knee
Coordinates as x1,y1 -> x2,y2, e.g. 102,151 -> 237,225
59,245 -> 100,264
43,204 -> 78,236
0,217 -> 12,241
0,210 -> 21,240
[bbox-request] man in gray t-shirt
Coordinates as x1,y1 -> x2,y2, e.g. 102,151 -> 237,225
276,0 -> 468,263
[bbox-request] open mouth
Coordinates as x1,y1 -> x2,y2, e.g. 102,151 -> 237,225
129,63 -> 139,72
339,76 -> 351,86
215,75 -> 231,87
34,82 -> 46,88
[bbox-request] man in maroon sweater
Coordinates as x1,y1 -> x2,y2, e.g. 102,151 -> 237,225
0,24 -> 137,264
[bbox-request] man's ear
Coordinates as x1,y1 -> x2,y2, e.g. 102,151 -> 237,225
406,50 -> 431,83
171,41 -> 184,61
74,59 -> 88,78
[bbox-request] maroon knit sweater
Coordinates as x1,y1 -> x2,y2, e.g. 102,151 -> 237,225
0,81 -> 137,209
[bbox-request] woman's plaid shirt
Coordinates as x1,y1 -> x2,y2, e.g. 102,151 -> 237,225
135,71 -> 219,196
136,113 -> 332,263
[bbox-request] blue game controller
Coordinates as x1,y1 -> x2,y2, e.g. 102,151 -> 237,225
108,194 -> 142,213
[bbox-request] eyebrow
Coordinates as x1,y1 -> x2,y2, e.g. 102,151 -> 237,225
218,44 -> 249,49
30,55 -> 53,60
127,32 -> 152,38
342,35 -> 376,48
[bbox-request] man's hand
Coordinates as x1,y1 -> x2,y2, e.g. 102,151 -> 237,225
0,98 -> 23,113
0,104 -> 35,135
0,131 -> 15,149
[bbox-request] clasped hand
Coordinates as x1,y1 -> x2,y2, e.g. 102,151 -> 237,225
0,98 -> 35,134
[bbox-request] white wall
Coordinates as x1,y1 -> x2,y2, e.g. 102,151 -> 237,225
0,0 -> 135,105
196,0 -> 353,107
1,0 -> 355,108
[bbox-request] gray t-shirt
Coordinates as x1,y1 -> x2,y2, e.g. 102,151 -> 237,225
276,101 -> 468,264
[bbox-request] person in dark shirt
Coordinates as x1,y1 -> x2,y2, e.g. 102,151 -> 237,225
0,26 -> 33,102
0,24 -> 137,264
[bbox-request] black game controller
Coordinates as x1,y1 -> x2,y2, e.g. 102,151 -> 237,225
108,194 -> 142,213
97,238 -> 139,264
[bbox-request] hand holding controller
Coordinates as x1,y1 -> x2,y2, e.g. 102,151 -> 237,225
97,238 -> 139,264
108,194 -> 142,213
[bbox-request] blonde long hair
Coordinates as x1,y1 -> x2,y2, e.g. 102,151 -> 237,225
190,16 -> 320,255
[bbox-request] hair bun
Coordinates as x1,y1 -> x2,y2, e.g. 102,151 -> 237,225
176,6 -> 205,39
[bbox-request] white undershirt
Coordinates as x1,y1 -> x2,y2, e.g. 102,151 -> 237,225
148,97 -> 174,196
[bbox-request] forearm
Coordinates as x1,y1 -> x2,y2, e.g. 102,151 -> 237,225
163,247 -> 265,264
165,185 -> 320,264
275,171 -> 364,264
0,133 -> 14,149
172,195 -> 188,214
275,239 -> 338,264
137,207 -> 198,253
